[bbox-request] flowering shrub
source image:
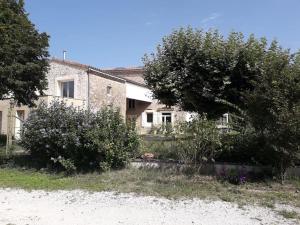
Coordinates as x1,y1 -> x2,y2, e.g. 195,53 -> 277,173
20,101 -> 140,172
217,167 -> 247,185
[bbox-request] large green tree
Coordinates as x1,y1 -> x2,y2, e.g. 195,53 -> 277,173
0,0 -> 49,106
245,48 -> 300,181
143,28 -> 288,118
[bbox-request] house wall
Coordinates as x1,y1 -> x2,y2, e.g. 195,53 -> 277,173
0,100 -> 31,135
126,100 -> 151,129
0,96 -> 85,136
46,62 -> 88,102
127,99 -> 188,134
89,73 -> 127,118
0,60 -> 190,136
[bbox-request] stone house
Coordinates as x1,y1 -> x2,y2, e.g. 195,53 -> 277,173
0,58 -> 189,138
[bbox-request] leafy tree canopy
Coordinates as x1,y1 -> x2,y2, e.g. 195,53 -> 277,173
143,27 -> 295,119
0,0 -> 49,106
244,51 -> 300,180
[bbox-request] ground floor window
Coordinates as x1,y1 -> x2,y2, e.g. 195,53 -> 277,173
162,112 -> 172,124
146,112 -> 153,123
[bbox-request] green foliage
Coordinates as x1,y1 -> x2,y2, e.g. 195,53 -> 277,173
144,27 -> 300,181
142,139 -> 179,160
244,50 -> 300,181
51,156 -> 76,174
143,28 -> 272,118
19,101 -> 140,172
175,115 -> 221,169
216,129 -> 271,165
0,0 -> 49,106
148,123 -> 174,136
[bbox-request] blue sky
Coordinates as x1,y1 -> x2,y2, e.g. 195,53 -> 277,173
25,0 -> 300,68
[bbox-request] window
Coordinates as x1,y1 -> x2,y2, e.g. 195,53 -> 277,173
17,110 -> 25,121
128,99 -> 135,109
107,85 -> 112,95
218,113 -> 229,126
61,81 -> 74,98
162,113 -> 172,124
146,112 -> 153,123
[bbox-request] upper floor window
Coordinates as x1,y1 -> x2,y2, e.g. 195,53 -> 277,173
61,81 -> 74,98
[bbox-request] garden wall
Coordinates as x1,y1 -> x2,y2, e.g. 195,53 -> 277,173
131,160 -> 300,178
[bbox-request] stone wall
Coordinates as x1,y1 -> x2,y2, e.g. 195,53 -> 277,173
46,62 -> 88,102
131,160 -> 300,178
89,73 -> 127,118
129,99 -> 188,134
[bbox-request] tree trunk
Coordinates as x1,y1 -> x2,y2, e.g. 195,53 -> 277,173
280,160 -> 286,185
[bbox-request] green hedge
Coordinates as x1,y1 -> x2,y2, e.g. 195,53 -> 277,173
20,101 -> 140,172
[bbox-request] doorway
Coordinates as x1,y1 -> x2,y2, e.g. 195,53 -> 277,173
162,112 -> 172,125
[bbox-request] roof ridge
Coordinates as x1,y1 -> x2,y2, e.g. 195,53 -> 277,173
50,58 -> 147,87
102,67 -> 144,71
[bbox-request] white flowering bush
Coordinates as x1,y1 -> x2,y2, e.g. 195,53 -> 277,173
20,101 -> 140,172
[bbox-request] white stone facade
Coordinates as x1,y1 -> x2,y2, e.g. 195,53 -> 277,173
0,59 -> 189,136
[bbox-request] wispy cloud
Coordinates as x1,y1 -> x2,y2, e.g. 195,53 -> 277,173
145,21 -> 153,26
201,13 -> 221,24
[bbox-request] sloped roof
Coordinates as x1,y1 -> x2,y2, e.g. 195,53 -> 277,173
49,58 -> 147,87
101,67 -> 146,85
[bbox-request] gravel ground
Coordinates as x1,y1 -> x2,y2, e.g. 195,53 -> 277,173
0,188 -> 298,225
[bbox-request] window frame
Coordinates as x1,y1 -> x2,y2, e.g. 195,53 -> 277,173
146,112 -> 153,123
162,112 -> 172,124
61,80 -> 74,98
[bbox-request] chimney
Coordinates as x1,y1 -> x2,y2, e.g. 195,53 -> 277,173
63,50 -> 67,61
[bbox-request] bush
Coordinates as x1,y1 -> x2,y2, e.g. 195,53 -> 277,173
217,167 -> 247,185
20,101 -> 140,172
174,115 -> 221,170
216,130 -> 271,165
142,139 -> 179,161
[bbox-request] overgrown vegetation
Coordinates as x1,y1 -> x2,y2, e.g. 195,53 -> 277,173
0,167 -> 299,207
174,115 -> 221,169
19,101 -> 140,173
143,27 -> 300,182
141,115 -> 221,170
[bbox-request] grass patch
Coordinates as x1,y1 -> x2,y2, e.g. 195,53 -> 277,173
0,167 -> 299,208
277,210 -> 300,220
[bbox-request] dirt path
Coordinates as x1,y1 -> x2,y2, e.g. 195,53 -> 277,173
0,188 -> 298,225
